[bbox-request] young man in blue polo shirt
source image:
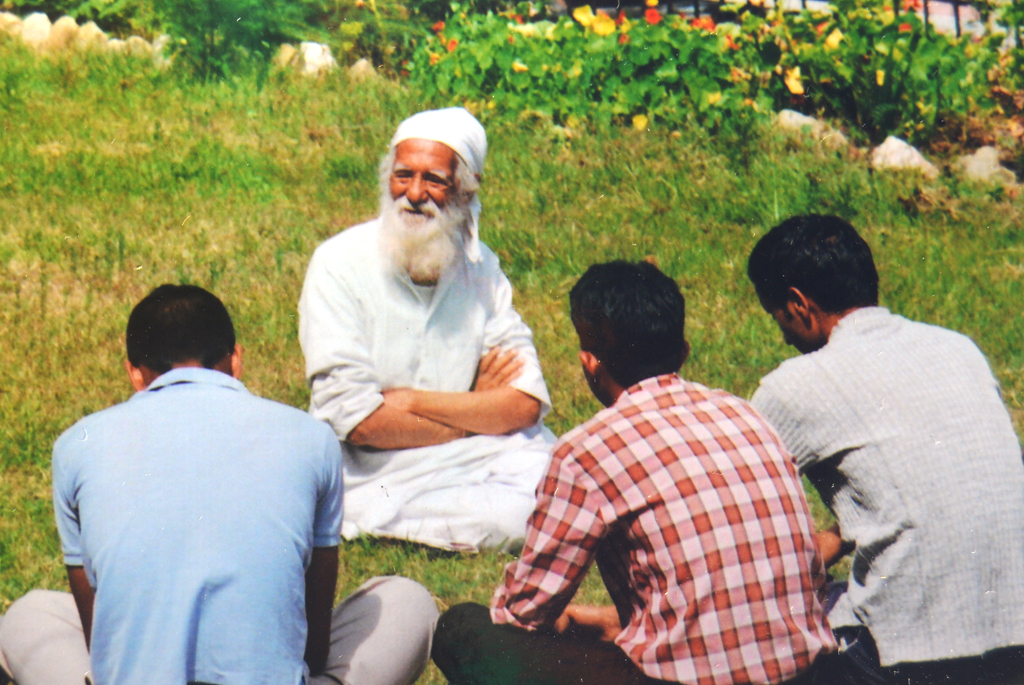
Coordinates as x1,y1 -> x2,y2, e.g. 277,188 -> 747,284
0,285 -> 436,685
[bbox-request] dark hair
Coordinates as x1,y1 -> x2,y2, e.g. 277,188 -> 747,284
569,261 -> 686,389
126,284 -> 235,374
747,214 -> 879,312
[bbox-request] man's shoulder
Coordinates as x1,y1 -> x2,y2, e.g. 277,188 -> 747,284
309,218 -> 381,268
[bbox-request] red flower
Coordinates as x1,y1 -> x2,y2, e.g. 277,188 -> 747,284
432,20 -> 445,33
619,32 -> 630,44
615,10 -> 627,26
815,21 -> 829,35
898,22 -> 912,32
725,34 -> 739,50
691,15 -> 715,31
508,33 -> 515,44
903,0 -> 922,9
645,8 -> 663,24
512,13 -> 524,23
446,38 -> 458,52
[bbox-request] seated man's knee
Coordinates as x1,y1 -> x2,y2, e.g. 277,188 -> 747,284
373,576 -> 439,630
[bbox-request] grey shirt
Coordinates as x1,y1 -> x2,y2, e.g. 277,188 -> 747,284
752,307 -> 1024,667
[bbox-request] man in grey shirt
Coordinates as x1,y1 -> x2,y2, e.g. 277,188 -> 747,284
747,215 -> 1024,684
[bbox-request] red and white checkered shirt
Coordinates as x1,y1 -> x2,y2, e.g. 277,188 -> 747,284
492,375 -> 836,685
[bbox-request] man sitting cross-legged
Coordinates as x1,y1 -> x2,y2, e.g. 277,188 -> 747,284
431,261 -> 836,685
299,107 -> 554,552
0,284 -> 437,685
747,215 -> 1024,684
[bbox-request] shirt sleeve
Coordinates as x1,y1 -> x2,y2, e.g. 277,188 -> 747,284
751,367 -> 828,472
312,423 -> 345,548
52,427 -> 85,566
299,244 -> 385,440
491,445 -> 607,629
481,258 -> 552,417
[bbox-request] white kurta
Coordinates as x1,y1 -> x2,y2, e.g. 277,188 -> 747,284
299,219 -> 554,551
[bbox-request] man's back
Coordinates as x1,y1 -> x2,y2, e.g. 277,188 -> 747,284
496,374 -> 834,685
752,307 -> 1024,665
53,367 -> 343,685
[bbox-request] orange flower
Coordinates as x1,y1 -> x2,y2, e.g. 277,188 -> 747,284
619,32 -> 630,44
447,38 -> 458,52
815,21 -> 829,35
691,15 -> 715,31
645,8 -> 663,23
898,22 -> 912,32
432,20 -> 445,33
725,34 -> 739,50
429,53 -> 440,65
903,0 -> 922,10
615,10 -> 627,26
509,33 -> 515,44
512,13 -> 524,23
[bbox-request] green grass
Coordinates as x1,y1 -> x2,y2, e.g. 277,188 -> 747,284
1,35 -> 1023,683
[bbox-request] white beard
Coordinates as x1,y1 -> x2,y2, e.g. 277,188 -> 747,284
380,193 -> 468,285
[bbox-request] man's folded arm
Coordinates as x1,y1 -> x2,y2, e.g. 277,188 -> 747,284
304,546 -> 339,675
385,386 -> 541,436
347,403 -> 466,449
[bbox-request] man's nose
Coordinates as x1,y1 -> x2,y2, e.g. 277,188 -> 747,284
405,175 -> 427,204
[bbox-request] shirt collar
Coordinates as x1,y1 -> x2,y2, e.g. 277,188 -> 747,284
614,373 -> 684,408
829,306 -> 893,343
143,366 -> 248,394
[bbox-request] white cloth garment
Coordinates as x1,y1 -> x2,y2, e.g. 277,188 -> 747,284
751,307 -> 1024,667
299,219 -> 554,551
390,107 -> 486,263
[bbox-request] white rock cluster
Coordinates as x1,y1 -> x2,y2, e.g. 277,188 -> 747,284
274,42 -> 340,76
776,109 -> 849,149
870,136 -> 940,179
0,11 -> 170,66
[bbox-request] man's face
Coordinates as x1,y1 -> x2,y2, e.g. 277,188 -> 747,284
389,138 -> 458,211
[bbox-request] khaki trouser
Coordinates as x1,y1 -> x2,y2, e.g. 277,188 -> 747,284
0,576 -> 437,685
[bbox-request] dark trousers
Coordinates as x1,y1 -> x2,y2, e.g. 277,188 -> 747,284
819,626 -> 1024,685
432,603 -> 833,685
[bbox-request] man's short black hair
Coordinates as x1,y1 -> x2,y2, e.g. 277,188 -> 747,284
747,214 -> 879,312
126,284 -> 235,374
569,261 -> 686,389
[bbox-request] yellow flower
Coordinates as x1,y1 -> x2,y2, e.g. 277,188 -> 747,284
707,92 -> 722,105
646,0 -> 658,6
510,23 -> 540,37
429,52 -> 440,65
784,67 -> 804,95
572,5 -> 595,28
876,69 -> 885,86
825,28 -> 843,50
633,114 -> 649,131
592,11 -> 616,35
512,60 -> 529,73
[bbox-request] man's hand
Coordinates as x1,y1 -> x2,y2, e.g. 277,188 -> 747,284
553,604 -> 622,643
473,347 -> 524,392
815,522 -> 855,568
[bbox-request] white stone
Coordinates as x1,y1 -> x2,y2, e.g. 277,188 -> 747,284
152,34 -> 171,68
776,109 -> 849,149
21,12 -> 52,49
0,12 -> 22,37
956,146 -> 1017,186
299,41 -> 337,75
125,35 -> 152,57
46,16 -> 79,50
870,136 -> 940,179
348,57 -> 379,81
274,43 -> 298,69
75,21 -> 107,50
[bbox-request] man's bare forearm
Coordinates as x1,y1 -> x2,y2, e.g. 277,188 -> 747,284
347,403 -> 466,449
66,565 -> 94,651
305,546 -> 339,675
396,386 -> 541,436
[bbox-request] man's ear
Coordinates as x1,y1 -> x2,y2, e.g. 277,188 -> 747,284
125,360 -> 150,392
785,287 -> 816,325
579,350 -> 601,377
230,344 -> 243,380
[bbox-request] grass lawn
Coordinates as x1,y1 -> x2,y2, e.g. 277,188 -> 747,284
1,36 -> 1022,683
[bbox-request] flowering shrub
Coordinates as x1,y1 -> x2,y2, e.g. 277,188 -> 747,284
409,0 -> 1014,143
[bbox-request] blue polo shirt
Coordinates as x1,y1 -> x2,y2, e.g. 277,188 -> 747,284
53,368 -> 343,685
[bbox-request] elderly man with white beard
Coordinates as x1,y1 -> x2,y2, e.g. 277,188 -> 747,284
298,108 -> 554,552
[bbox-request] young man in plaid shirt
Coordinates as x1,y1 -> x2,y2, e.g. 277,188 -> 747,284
431,261 -> 836,685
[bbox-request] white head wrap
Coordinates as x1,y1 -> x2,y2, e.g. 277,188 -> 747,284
390,107 -> 487,263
